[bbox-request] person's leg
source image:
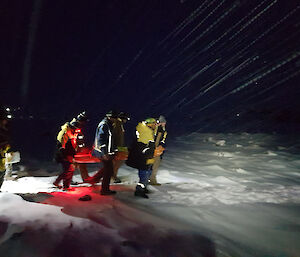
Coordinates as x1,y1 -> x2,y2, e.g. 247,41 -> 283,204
0,171 -> 5,190
79,164 -> 89,180
150,156 -> 161,184
101,160 -> 114,193
112,159 -> 123,182
62,161 -> 75,189
146,169 -> 152,185
135,169 -> 149,198
53,162 -> 68,187
93,167 -> 104,182
83,166 -> 104,184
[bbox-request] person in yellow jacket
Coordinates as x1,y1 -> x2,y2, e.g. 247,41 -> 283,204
126,118 -> 160,198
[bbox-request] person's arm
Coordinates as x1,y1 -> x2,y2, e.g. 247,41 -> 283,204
160,129 -> 167,147
141,141 -> 155,159
94,122 -> 111,160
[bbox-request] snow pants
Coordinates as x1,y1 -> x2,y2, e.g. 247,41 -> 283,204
136,169 -> 152,193
112,159 -> 124,179
55,160 -> 75,189
150,156 -> 161,184
91,159 -> 113,193
78,164 -> 89,180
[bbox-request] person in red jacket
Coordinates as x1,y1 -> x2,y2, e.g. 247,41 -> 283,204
53,112 -> 87,190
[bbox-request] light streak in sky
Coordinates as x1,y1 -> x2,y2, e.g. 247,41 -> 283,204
158,0 -> 212,47
218,6 -> 299,72
152,0 -> 223,78
152,1 -> 238,80
228,0 -> 278,41
243,69 -> 300,103
200,56 -> 259,95
232,52 -> 300,94
109,49 -> 143,90
199,0 -> 269,54
168,58 -> 220,98
182,2 -> 238,53
191,52 -> 300,114
174,56 -> 258,109
125,0 -> 299,122
231,6 -> 300,61
176,0 -> 222,44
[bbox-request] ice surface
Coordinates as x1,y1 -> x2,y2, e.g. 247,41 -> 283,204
0,133 -> 299,256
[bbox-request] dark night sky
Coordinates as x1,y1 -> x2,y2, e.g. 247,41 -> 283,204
0,0 -> 300,158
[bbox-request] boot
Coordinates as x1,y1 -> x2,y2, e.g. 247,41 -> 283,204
101,190 -> 116,195
149,181 -> 161,186
53,181 -> 62,189
134,190 -> 149,199
113,177 -> 122,183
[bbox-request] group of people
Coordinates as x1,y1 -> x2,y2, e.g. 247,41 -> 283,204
53,110 -> 167,199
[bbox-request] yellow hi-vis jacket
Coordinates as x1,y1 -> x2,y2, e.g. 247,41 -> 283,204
136,122 -> 155,165
57,123 -> 76,149
0,144 -> 10,172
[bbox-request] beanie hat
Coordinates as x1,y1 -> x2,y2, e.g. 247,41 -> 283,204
106,110 -> 119,118
118,112 -> 130,121
144,117 -> 156,124
77,111 -> 88,122
158,115 -> 167,123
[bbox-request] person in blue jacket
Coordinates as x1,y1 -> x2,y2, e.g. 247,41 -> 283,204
88,110 -> 118,195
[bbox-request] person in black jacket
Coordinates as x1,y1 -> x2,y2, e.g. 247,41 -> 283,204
111,111 -> 130,183
88,110 -> 119,195
126,118 -> 157,199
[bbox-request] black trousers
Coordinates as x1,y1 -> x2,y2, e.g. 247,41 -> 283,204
92,159 -> 113,193
55,160 -> 75,189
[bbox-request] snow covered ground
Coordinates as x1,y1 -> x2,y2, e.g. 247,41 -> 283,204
0,133 -> 300,257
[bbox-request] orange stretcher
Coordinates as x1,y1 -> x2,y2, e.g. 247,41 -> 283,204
74,153 -> 101,164
74,145 -> 129,163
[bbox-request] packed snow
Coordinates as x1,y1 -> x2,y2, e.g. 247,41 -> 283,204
0,133 -> 299,257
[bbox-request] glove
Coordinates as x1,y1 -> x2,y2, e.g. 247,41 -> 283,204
154,145 -> 165,157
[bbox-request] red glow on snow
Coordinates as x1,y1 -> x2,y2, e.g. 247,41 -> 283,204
40,185 -> 133,206
38,185 -> 135,225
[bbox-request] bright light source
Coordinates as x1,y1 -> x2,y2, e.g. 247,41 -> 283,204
7,115 -> 12,119
6,108 -> 10,111
236,113 -> 240,117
